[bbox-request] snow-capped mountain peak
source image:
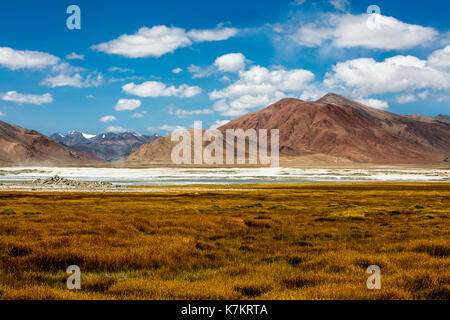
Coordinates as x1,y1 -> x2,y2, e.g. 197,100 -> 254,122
81,132 -> 96,139
50,130 -> 160,161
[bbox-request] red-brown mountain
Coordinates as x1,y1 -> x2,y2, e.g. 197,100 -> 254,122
127,93 -> 450,165
0,120 -> 103,166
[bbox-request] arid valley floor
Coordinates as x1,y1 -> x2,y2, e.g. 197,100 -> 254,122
0,183 -> 448,299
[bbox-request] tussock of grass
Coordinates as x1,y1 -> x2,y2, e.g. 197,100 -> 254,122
269,204 -> 288,210
234,284 -> 271,298
281,274 -> 323,289
82,278 -> 117,293
0,208 -> 16,215
412,242 -> 449,258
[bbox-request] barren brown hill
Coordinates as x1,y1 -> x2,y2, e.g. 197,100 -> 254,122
126,129 -> 240,165
0,120 -> 103,166
127,94 -> 450,165
127,132 -> 175,163
316,94 -> 450,156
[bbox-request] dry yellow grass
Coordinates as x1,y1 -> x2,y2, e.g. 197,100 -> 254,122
0,182 -> 449,300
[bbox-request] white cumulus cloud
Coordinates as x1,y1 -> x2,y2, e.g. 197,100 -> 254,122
290,14 -> 437,50
214,53 -> 246,73
357,98 -> 389,110
395,94 -> 418,104
122,81 -> 202,98
108,66 -> 134,73
188,64 -> 215,79
0,47 -> 59,70
169,108 -> 213,118
329,0 -> 350,11
66,52 -> 85,60
92,25 -> 238,58
189,53 -> 246,78
1,91 -> 53,105
99,115 -> 117,122
41,72 -> 103,88
132,111 -> 147,118
187,27 -> 238,42
209,65 -> 315,116
147,124 -> 186,132
418,90 -> 430,100
324,52 -> 450,96
92,26 -> 192,58
114,99 -> 142,111
299,89 -> 328,101
427,45 -> 450,72
105,126 -> 127,133
291,24 -> 333,47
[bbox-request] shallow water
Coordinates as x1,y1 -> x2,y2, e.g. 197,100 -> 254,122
0,167 -> 449,185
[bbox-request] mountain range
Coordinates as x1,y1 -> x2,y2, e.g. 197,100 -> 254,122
1,93 -> 449,166
50,131 -> 159,162
436,114 -> 450,123
0,120 -> 102,166
127,93 -> 450,165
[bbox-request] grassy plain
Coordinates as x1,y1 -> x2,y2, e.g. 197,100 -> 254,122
0,182 -> 449,300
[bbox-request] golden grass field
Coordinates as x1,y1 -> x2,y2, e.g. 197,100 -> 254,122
0,182 -> 449,300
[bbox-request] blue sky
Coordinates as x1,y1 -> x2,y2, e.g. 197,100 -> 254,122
0,0 -> 449,136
